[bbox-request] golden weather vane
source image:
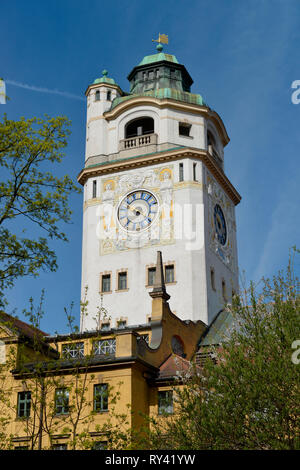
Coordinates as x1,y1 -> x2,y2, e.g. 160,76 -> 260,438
152,33 -> 169,45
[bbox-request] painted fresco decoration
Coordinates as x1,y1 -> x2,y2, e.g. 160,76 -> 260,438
98,166 -> 174,254
207,171 -> 236,272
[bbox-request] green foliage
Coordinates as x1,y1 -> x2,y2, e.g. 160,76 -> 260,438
137,250 -> 300,450
0,113 -> 81,306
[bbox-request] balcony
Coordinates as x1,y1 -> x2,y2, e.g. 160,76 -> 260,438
119,133 -> 157,152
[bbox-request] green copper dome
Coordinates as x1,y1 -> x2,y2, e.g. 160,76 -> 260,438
93,69 -> 117,85
138,52 -> 179,66
106,44 -> 207,111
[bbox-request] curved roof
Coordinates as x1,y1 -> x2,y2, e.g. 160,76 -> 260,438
138,52 -> 179,66
93,69 -> 117,86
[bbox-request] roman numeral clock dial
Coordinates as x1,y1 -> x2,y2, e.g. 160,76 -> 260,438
118,190 -> 158,232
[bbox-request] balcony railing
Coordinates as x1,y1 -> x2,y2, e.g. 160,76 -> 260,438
119,133 -> 157,151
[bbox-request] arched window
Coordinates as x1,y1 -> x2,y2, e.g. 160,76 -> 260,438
95,90 -> 100,101
207,130 -> 216,147
207,130 -> 223,168
125,117 -> 154,139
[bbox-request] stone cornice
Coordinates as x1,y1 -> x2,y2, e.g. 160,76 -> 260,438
77,147 -> 241,206
104,96 -> 230,146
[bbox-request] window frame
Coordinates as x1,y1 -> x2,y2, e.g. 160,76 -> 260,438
92,180 -> 97,199
52,443 -> 68,450
94,384 -> 109,413
117,320 -> 127,329
147,266 -> 156,286
124,117 -> 154,139
93,338 -> 116,356
179,162 -> 184,182
101,322 -> 111,331
55,388 -> 69,415
158,390 -> 173,415
165,264 -> 175,284
117,271 -> 128,291
17,391 -> 31,419
101,274 -> 111,293
193,162 -> 197,181
61,342 -> 84,359
93,440 -> 108,450
178,122 -> 192,137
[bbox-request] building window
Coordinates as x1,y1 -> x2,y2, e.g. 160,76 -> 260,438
118,272 -> 127,290
93,441 -> 108,450
179,122 -> 191,137
138,334 -> 149,345
158,390 -> 173,415
95,90 -> 100,101
193,163 -> 197,181
93,339 -> 116,355
52,444 -> 68,450
101,322 -> 111,331
107,90 -> 111,101
165,265 -> 175,283
62,342 -> 84,359
94,384 -> 108,412
207,130 -> 215,148
179,163 -> 184,182
101,274 -> 111,293
117,320 -> 127,329
222,280 -> 227,301
92,180 -> 97,198
210,268 -> 216,291
17,391 -> 31,418
148,267 -> 156,286
125,117 -> 154,138
55,388 -> 69,415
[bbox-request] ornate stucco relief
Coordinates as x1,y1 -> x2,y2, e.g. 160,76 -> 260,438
207,171 -> 236,272
98,166 -> 175,254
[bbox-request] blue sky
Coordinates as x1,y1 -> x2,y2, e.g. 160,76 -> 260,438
1,0 -> 299,334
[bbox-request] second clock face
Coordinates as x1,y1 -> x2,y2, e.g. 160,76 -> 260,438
214,204 -> 227,245
118,190 -> 158,232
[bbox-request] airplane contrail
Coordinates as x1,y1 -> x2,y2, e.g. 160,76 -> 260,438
5,79 -> 85,101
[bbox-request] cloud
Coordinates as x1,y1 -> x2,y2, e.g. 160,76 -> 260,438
5,79 -> 85,101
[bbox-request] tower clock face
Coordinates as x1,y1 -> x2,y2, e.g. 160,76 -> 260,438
118,190 -> 158,232
214,204 -> 227,245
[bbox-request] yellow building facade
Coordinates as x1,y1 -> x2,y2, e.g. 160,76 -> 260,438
0,252 -> 206,450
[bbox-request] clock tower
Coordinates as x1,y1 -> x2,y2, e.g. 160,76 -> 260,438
78,41 -> 241,332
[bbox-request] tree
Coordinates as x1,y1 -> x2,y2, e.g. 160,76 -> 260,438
0,291 -> 131,450
141,250 -> 300,450
0,114 -> 80,306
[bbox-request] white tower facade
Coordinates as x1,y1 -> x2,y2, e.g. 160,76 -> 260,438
78,45 -> 241,332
